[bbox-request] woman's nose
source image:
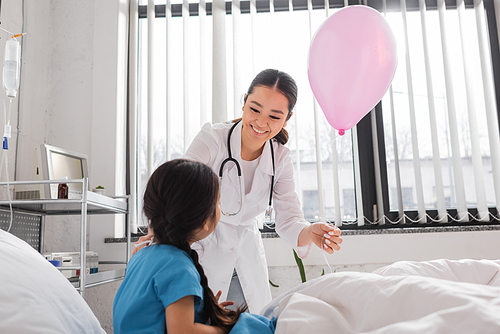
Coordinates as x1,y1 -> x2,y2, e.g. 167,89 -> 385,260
255,113 -> 266,127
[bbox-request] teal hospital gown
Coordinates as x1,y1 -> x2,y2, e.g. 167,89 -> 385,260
113,244 -> 275,334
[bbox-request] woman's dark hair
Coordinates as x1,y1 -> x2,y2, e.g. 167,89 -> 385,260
143,159 -> 246,331
242,68 -> 298,145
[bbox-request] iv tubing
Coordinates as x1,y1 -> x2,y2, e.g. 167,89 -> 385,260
0,26 -> 15,36
1,98 -> 14,232
4,98 -> 12,130
5,154 -> 13,233
0,151 -> 13,232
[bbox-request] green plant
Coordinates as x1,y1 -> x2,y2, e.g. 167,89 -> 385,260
96,185 -> 105,189
271,249 -> 329,287
293,250 -> 329,283
293,249 -> 307,283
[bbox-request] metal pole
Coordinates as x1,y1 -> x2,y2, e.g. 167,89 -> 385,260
80,178 -> 88,297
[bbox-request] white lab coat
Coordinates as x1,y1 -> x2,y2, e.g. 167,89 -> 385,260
184,121 -> 312,313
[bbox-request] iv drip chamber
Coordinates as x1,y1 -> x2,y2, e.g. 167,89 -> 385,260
3,38 -> 21,98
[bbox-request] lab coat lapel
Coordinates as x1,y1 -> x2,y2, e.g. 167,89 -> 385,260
257,140 -> 275,176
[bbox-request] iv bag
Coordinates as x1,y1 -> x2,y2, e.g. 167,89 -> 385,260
3,38 -> 21,98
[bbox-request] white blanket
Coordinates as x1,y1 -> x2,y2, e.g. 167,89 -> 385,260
261,259 -> 500,334
0,229 -> 105,334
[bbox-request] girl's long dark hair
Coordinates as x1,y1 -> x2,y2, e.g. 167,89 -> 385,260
240,68 -> 298,145
143,159 -> 246,331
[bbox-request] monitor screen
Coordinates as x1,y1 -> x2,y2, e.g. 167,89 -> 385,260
49,151 -> 84,191
40,144 -> 89,199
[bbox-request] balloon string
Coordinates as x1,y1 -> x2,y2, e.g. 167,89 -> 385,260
323,129 -> 347,273
338,134 -> 344,206
329,132 -> 341,145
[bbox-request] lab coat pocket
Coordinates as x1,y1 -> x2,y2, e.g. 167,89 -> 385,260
219,164 -> 242,216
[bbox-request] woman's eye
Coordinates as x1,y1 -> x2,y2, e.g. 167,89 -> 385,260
250,107 -> 260,113
270,116 -> 280,120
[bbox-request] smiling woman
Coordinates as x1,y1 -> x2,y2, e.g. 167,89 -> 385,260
240,70 -> 296,160
241,87 -> 289,161
181,69 -> 342,314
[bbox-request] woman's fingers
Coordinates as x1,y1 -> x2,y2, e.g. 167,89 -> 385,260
322,237 -> 341,253
327,237 -> 342,251
311,223 -> 342,253
315,222 -> 341,237
324,233 -> 343,245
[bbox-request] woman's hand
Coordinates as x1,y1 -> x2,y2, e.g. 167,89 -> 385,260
215,290 -> 234,309
131,229 -> 154,256
298,223 -> 342,254
312,223 -> 342,254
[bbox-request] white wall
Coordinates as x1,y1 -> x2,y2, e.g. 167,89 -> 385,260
2,1 -> 500,333
1,1 -> 128,333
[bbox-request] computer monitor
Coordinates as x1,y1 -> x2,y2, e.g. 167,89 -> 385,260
14,144 -> 89,200
40,144 -> 89,199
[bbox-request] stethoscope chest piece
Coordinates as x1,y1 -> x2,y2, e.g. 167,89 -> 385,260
265,206 -> 273,221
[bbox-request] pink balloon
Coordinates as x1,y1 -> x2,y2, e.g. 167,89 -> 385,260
308,5 -> 397,134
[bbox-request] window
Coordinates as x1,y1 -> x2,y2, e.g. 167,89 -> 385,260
130,0 -> 500,230
343,189 -> 356,219
360,0 -> 500,227
302,190 -> 319,221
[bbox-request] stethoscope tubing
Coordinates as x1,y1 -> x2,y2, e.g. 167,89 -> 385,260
219,120 -> 275,216
219,120 -> 242,177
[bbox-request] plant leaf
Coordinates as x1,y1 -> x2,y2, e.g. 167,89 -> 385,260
269,279 -> 279,288
293,249 -> 307,283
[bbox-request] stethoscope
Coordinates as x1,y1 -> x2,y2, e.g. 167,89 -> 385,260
218,120 -> 275,221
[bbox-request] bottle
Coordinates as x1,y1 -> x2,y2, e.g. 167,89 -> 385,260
3,38 -> 21,98
58,176 -> 69,199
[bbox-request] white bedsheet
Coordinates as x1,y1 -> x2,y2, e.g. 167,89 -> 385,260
261,259 -> 500,334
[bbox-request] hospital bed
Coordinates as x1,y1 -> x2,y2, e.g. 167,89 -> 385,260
261,258 -> 500,333
3,225 -> 499,333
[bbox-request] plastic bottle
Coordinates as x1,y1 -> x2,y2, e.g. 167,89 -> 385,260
58,176 -> 69,199
3,38 -> 21,98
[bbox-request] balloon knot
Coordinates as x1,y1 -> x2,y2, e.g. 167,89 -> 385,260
338,129 -> 345,136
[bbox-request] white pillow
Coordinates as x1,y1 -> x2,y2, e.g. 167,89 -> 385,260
0,229 -> 105,333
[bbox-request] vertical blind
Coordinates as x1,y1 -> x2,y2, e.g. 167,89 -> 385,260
129,0 -> 500,230
380,0 -> 500,225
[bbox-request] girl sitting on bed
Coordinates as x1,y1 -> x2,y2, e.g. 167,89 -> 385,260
113,159 -> 276,334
